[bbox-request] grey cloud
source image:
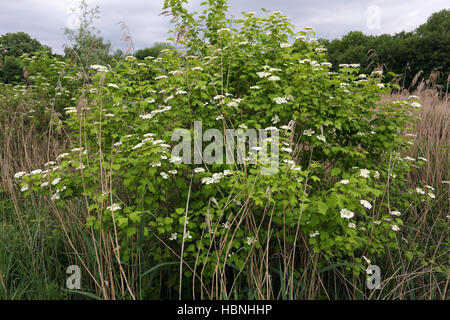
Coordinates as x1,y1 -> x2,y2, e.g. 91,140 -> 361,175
0,0 -> 448,54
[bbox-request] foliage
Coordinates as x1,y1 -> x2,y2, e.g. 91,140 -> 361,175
64,0 -> 112,68
11,1 -> 439,299
322,9 -> 450,89
0,32 -> 51,84
134,42 -> 174,60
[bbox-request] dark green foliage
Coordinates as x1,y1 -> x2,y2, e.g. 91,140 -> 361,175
0,32 -> 51,83
322,9 -> 450,89
134,42 -> 174,59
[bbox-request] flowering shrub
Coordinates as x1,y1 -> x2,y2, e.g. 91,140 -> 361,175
14,0 -> 435,296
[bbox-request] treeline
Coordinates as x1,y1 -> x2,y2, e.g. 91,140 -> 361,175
320,9 -> 449,90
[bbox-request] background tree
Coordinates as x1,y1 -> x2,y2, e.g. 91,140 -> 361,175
64,0 -> 112,68
322,9 -> 449,90
134,42 -> 174,59
0,32 -> 51,83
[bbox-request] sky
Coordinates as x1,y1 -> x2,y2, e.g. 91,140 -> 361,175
0,0 -> 448,54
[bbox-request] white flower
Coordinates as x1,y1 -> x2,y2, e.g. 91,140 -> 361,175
51,177 -> 61,185
170,156 -> 182,164
223,169 -> 233,176
348,222 -> 356,229
169,233 -> 178,241
340,179 -> 349,185
309,231 -> 320,238
227,101 -> 239,108
132,142 -> 144,150
222,221 -> 230,229
246,236 -> 257,245
175,90 -> 187,95
90,65 -> 108,73
202,177 -> 216,185
267,76 -> 280,81
303,129 -> 315,136
217,28 -> 231,34
50,193 -> 60,201
169,70 -> 183,75
257,72 -> 271,78
155,75 -> 168,80
427,192 -> 436,199
360,200 -> 372,209
191,66 -> 203,71
418,157 -> 428,162
340,208 -> 355,219
273,97 -> 288,104
316,135 -> 326,142
391,224 -> 400,232
20,184 -> 29,192
373,171 -> 380,180
250,85 -> 260,90
411,102 -> 421,108
390,211 -> 401,216
213,94 -> 225,100
125,55 -> 137,61
280,43 -> 291,48
160,172 -> 169,179
271,115 -> 280,124
215,115 -> 224,121
139,113 -> 154,120
56,153 -> 69,160
14,171 -> 27,179
415,187 -> 425,195
108,83 -> 119,89
194,167 -> 205,173
359,169 -> 370,179
183,231 -> 192,240
377,83 -> 385,88
282,147 -> 293,153
41,181 -> 49,187
107,203 -> 121,212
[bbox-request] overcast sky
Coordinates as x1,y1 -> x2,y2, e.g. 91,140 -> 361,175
1,0 -> 448,54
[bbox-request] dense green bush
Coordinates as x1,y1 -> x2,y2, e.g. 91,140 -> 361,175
11,1 -> 440,299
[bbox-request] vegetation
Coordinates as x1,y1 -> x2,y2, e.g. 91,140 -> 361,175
0,32 -> 51,83
322,9 -> 450,90
0,0 -> 448,300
